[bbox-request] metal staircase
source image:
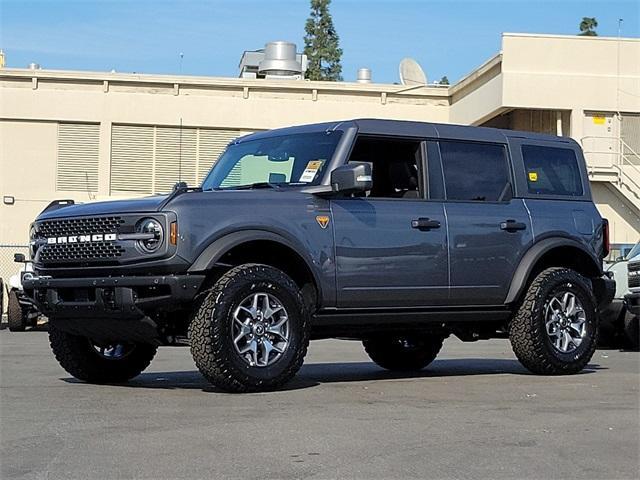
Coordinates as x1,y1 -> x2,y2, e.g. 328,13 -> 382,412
582,136 -> 640,213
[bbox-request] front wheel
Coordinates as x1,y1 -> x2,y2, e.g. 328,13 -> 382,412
363,335 -> 444,371
509,267 -> 598,375
49,323 -> 158,383
189,264 -> 310,393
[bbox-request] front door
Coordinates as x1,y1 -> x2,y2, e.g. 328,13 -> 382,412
332,198 -> 448,308
330,136 -> 448,308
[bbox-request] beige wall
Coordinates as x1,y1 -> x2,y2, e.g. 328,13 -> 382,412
592,183 -> 640,244
0,120 -> 58,245
0,72 -> 449,245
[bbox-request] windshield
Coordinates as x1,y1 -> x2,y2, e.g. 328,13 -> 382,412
628,243 -> 640,260
202,131 -> 343,190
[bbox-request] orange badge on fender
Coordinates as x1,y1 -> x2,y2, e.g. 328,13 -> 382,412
316,215 -> 330,229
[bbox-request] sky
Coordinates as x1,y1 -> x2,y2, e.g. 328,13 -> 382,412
1,0 -> 638,84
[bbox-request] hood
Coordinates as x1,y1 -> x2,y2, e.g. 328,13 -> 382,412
37,195 -> 169,220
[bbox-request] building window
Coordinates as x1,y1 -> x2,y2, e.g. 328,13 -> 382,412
439,141 -> 510,202
522,145 -> 583,196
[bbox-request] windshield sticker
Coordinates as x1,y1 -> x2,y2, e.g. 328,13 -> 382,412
528,171 -> 538,182
299,160 -> 324,183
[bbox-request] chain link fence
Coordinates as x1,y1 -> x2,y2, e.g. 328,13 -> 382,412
0,245 -> 29,316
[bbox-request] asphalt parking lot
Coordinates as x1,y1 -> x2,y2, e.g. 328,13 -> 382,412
1,329 -> 638,480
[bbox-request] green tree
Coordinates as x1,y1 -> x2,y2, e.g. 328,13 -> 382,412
579,17 -> 598,36
304,0 -> 343,81
438,76 -> 450,85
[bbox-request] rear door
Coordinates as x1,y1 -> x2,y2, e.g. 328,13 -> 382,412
436,139 -> 534,305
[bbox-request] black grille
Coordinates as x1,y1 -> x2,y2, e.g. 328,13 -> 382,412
39,242 -> 125,263
629,263 -> 640,289
38,216 -> 124,237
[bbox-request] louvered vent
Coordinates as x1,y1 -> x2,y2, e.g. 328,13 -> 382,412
56,123 -> 100,192
111,125 -> 154,194
622,114 -> 640,165
110,125 -> 246,194
155,126 -> 197,192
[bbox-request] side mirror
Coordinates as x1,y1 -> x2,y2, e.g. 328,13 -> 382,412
14,253 -> 26,263
615,256 -> 625,262
330,162 -> 372,194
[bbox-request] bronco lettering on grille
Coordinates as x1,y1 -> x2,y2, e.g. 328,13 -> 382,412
46,233 -> 117,244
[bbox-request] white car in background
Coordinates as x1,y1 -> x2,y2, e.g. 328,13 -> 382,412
6,261 -> 41,332
602,242 -> 640,349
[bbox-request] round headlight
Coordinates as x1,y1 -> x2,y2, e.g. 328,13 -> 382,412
137,218 -> 164,252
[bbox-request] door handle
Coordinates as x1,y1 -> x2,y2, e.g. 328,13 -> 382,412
500,220 -> 527,232
411,218 -> 441,231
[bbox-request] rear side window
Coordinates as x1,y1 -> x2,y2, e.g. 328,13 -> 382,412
439,141 -> 510,202
522,145 -> 583,196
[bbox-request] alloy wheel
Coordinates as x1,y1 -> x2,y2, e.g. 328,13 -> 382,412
231,292 -> 290,367
544,289 -> 587,354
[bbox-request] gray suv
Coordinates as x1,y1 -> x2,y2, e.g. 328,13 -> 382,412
21,119 -> 614,392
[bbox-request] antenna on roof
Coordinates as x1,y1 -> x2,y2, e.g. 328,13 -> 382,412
399,58 -> 427,86
178,117 -> 183,184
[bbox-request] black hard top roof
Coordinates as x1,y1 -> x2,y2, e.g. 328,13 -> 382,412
237,118 -> 576,146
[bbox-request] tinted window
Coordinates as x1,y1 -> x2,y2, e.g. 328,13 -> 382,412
522,145 -> 583,196
440,141 -> 510,202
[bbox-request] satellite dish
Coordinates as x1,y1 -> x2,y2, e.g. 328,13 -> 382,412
399,58 -> 427,86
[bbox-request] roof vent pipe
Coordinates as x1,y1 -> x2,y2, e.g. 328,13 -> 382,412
28,62 -> 41,70
258,41 -> 301,76
357,67 -> 372,83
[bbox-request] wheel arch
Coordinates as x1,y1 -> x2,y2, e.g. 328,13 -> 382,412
505,237 -> 602,305
188,230 -> 322,311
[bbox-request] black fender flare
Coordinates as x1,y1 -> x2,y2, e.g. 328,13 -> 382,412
187,229 -> 322,296
504,237 -> 602,305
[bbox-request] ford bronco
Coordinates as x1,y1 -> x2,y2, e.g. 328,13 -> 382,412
21,119 -> 615,392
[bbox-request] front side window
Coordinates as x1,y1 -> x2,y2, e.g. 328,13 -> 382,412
522,145 -> 583,196
202,131 -> 342,189
440,141 -> 510,202
347,136 -> 423,199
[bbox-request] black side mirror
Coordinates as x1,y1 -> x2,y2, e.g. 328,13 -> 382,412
330,162 -> 372,194
14,253 -> 26,263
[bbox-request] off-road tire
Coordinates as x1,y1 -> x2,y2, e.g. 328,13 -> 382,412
623,314 -> 639,351
363,335 -> 444,371
7,289 -> 27,332
509,267 -> 598,375
189,264 -> 310,393
49,323 -> 158,383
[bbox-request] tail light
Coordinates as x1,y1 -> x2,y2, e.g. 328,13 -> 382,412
602,219 -> 610,258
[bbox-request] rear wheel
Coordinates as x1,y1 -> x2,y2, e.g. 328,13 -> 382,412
49,323 -> 157,383
7,290 -> 27,332
509,267 -> 598,375
363,335 -> 444,371
189,264 -> 310,393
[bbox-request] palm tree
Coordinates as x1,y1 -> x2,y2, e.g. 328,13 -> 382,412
579,17 -> 598,36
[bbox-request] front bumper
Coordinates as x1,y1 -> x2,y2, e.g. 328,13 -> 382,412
625,291 -> 640,317
23,274 -> 205,320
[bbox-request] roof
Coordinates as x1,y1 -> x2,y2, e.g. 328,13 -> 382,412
236,118 -> 576,145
